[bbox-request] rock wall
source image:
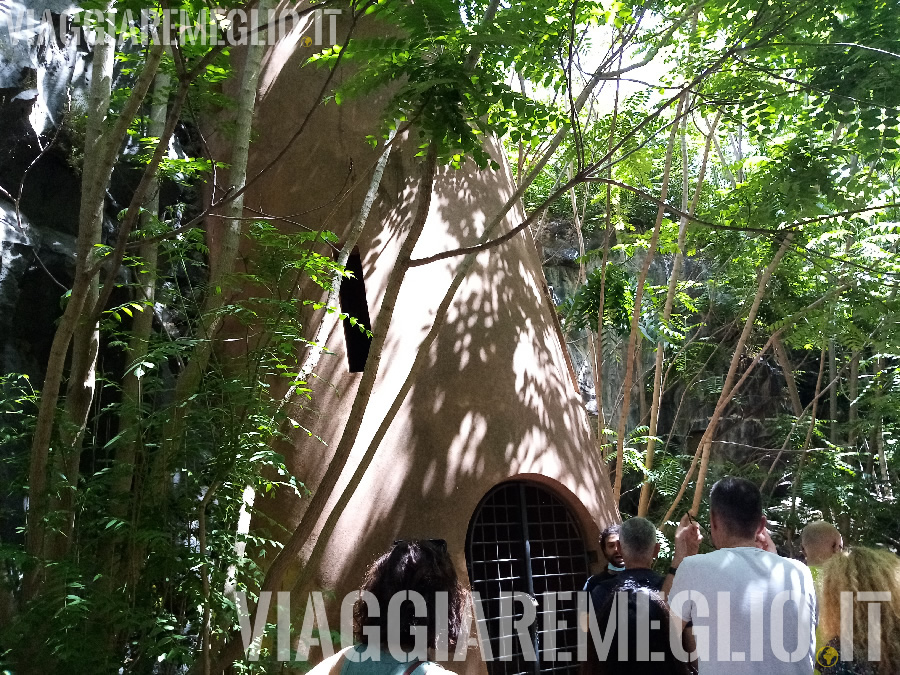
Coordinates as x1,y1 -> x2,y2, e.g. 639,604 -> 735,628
1,1 -> 83,378
0,1 -> 196,379
0,2 -> 198,553
537,216 -> 796,479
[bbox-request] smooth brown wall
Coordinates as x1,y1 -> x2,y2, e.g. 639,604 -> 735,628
207,6 -> 620,670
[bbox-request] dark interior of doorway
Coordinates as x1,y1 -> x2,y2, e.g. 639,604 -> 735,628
465,481 -> 590,675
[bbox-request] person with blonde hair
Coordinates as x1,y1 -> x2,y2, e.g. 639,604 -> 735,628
819,547 -> 900,675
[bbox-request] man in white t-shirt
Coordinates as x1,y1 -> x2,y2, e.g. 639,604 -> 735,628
663,476 -> 817,674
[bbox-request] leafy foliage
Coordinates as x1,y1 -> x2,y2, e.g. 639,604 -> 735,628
3,0 -> 900,668
523,0 -> 900,551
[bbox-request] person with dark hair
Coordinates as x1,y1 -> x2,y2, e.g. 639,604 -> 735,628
579,524 -> 625,636
311,539 -> 466,675
583,523 -> 625,595
587,580 -> 695,675
591,517 -> 664,613
663,476 -> 817,674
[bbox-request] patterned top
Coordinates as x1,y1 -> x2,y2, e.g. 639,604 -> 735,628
816,639 -> 877,675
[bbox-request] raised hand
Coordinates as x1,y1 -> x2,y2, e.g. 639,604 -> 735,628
756,528 -> 777,554
674,513 -> 702,565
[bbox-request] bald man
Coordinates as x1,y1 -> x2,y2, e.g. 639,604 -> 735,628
801,521 -> 843,568
802,520 -> 842,672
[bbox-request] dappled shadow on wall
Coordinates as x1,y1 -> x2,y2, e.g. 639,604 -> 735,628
298,155 -> 616,600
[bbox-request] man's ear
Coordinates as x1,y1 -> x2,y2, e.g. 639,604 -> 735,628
653,542 -> 661,558
757,515 -> 768,536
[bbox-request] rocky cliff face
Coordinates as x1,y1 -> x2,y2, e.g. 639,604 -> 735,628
0,204 -> 75,378
1,0 -> 85,379
537,217 -> 663,429
0,2 -> 192,381
536,216 -> 795,472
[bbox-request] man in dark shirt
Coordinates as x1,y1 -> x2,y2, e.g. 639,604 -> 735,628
582,524 -> 624,595
590,517 -> 664,613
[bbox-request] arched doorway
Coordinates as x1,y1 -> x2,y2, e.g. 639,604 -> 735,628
465,481 -> 589,675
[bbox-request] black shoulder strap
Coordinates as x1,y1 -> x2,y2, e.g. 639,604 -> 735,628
400,658 -> 424,675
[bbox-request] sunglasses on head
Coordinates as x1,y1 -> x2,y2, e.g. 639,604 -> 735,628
393,538 -> 448,553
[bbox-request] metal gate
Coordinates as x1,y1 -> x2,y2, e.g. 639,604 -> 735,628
465,482 -> 589,675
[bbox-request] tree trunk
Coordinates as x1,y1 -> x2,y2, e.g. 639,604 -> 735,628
289,129 -> 396,401
105,71 -> 170,585
220,129 -> 399,594
788,345 -> 826,553
198,482 -> 220,675
762,356 -> 848,495
567,163 -> 602,425
155,2 -> 271,493
204,145 -> 438,674
773,336 -> 803,417
593,62 -> 623,443
731,129 -> 745,183
712,133 -> 736,188
517,72 -> 527,185
848,351 -> 860,446
659,233 -> 796,524
271,142 -> 437,583
50,22 -> 118,559
689,234 -> 794,513
829,339 -> 837,444
637,111 -> 717,516
115,69 -> 170,498
875,417 -> 891,497
873,356 -> 892,497
613,94 -> 685,502
637,337 -> 648,425
568,163 -> 587,287
26,16 -> 116,588
24,26 -> 164,594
